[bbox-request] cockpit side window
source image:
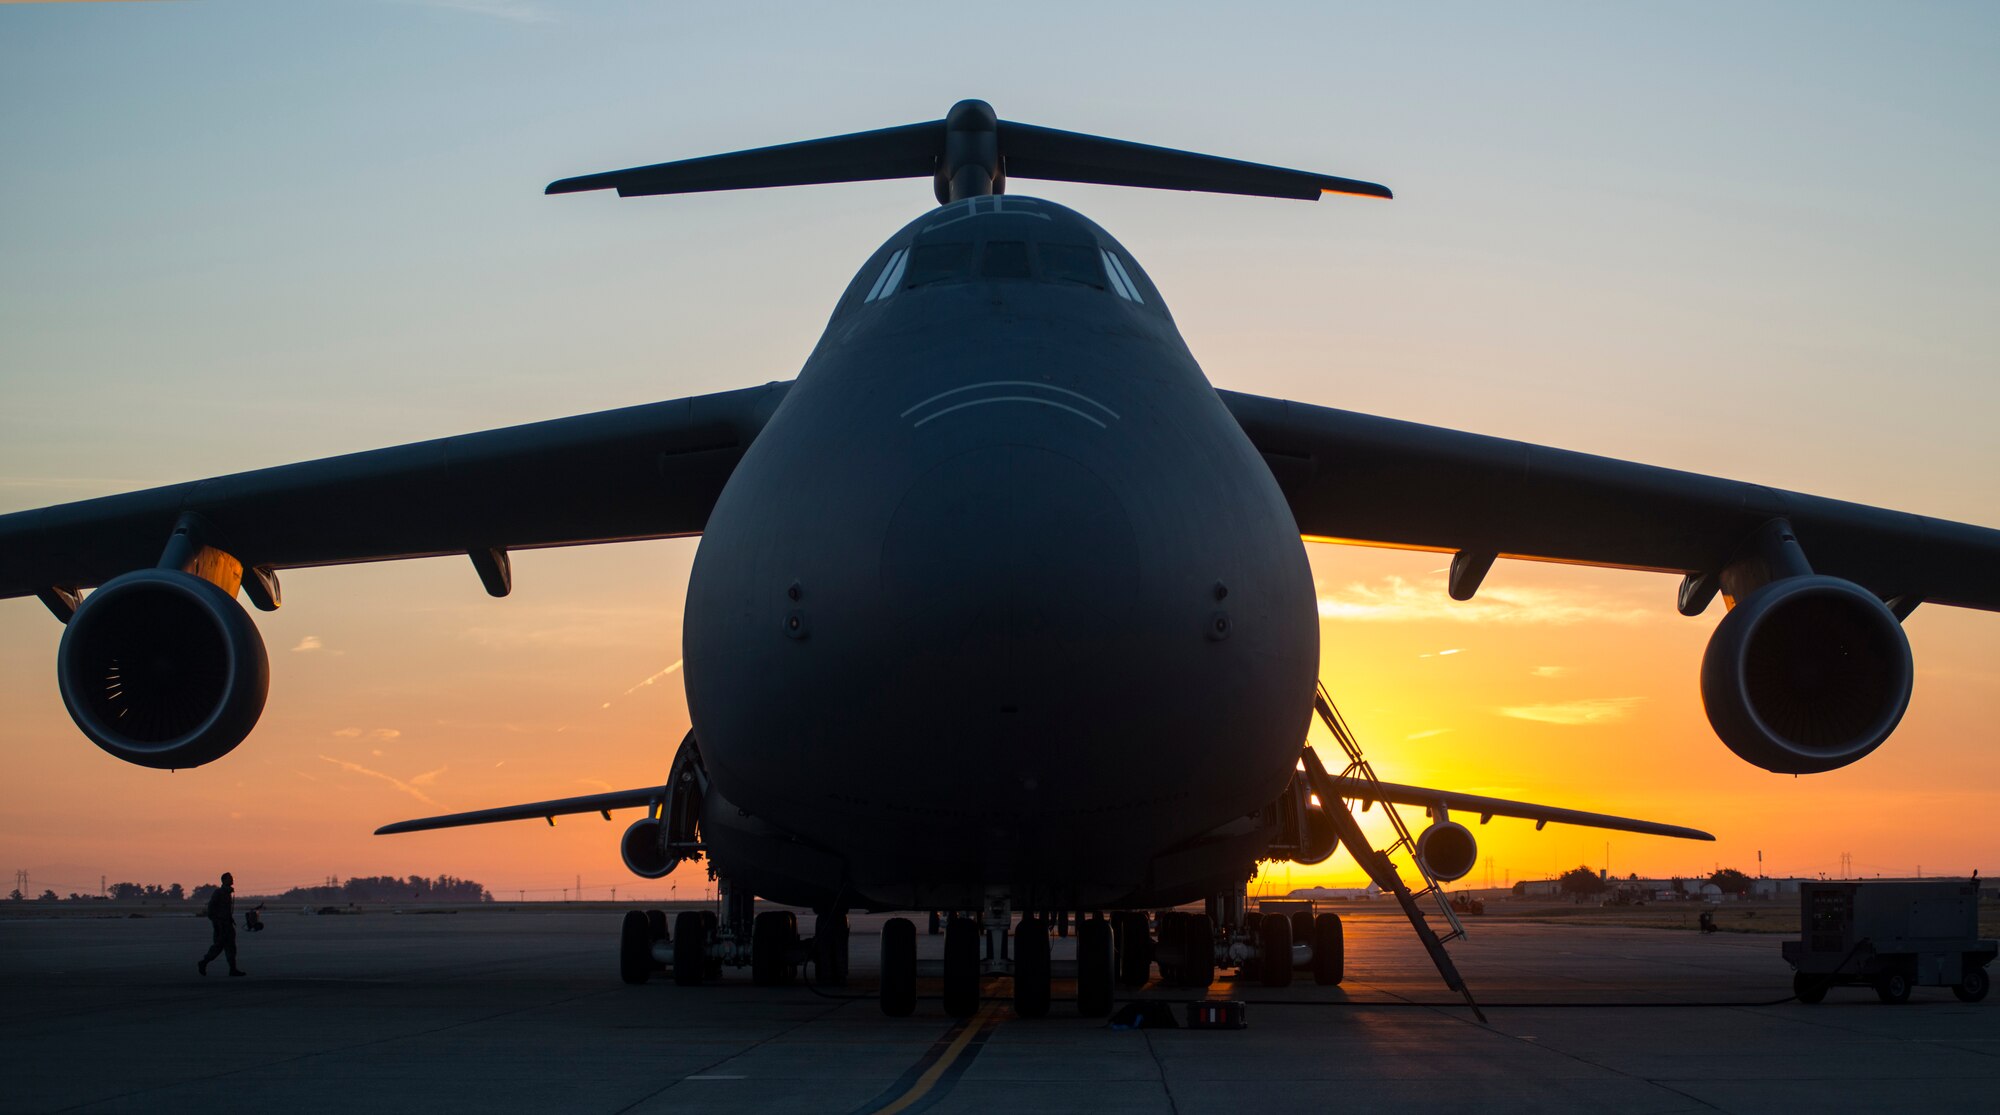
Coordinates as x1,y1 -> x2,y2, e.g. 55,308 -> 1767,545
1101,249 -> 1145,305
1038,243 -> 1105,289
862,248 -> 909,303
904,242 -> 973,288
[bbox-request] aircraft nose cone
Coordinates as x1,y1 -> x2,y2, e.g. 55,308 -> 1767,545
881,445 -> 1141,655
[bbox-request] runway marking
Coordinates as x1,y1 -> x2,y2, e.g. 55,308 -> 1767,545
849,1000 -> 1005,1115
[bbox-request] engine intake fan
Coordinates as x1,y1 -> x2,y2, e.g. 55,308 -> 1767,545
1414,820 -> 1477,883
620,816 -> 679,879
57,569 -> 269,769
1700,575 -> 1912,774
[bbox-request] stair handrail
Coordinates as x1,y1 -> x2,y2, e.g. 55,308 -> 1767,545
1309,681 -> 1466,942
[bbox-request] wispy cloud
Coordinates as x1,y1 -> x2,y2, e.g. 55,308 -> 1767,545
1531,665 -> 1570,678
601,659 -> 684,712
332,727 -> 400,741
576,777 -> 614,792
319,755 -> 436,804
292,635 -> 323,653
1495,697 -> 1645,726
1405,728 -> 1452,741
1317,576 -> 1653,626
1418,648 -> 1464,659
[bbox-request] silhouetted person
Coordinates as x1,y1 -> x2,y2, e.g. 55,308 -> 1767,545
244,905 -> 265,933
198,872 -> 247,976
1698,909 -> 1716,935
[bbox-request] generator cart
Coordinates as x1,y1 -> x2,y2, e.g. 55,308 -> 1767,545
1782,881 -> 1995,1004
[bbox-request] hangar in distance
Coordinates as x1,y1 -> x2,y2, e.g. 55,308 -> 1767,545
3,100 -> 1995,1018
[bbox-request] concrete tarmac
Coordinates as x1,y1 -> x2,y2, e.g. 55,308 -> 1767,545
3,905 -> 1995,1113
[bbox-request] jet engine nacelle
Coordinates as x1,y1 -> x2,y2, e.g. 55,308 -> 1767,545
1414,820 -> 1477,883
1699,575 -> 1913,775
56,569 -> 269,769
620,816 -> 680,879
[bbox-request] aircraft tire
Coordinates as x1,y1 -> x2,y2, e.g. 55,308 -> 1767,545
1178,914 -> 1215,988
943,916 -> 980,1018
1114,911 -> 1150,987
1258,912 -> 1293,988
1076,917 -> 1113,1017
1311,913 -> 1344,986
880,917 -> 918,1017
1013,917 -> 1051,1018
752,910 -> 797,986
619,910 -> 653,985
814,912 -> 850,987
673,910 -> 708,986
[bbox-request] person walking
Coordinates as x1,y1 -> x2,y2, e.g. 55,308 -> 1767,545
198,872 -> 247,977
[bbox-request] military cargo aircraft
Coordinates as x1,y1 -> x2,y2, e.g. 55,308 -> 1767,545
5,100 -> 1994,1018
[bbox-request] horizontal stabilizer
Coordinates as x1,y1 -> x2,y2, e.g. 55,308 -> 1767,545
548,99 -> 1390,205
547,122 -> 940,198
1000,121 -> 1390,200
1319,773 -> 1715,841
375,786 -> 661,835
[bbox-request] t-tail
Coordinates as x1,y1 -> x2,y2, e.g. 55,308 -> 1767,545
546,98 -> 1392,206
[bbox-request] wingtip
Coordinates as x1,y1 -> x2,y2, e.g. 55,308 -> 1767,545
1321,181 -> 1393,201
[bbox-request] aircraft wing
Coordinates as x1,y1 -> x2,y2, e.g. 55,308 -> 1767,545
374,787 -> 664,835
1318,773 -> 1714,841
0,382 -> 792,609
1218,390 -> 2000,613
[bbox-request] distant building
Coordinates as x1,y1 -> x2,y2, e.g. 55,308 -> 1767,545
1286,883 -> 1383,900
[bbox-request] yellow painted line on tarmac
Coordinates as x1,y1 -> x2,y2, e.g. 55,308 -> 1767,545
868,1001 -> 1005,1115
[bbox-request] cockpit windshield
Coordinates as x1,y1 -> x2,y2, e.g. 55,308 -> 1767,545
843,195 -> 1161,315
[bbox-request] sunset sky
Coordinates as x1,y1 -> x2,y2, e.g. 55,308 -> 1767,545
3,3 -> 1996,902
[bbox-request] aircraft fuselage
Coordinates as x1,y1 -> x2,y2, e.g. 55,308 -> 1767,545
684,196 -> 1318,910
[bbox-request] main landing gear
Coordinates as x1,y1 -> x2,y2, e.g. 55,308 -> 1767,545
617,876 -> 853,988
618,884 -> 1345,1017
1150,903 -> 1344,991
869,891 -> 1348,1018
876,893 -> 1124,1019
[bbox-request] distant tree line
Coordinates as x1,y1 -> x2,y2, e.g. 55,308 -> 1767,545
271,874 -> 492,904
9,874 -> 489,903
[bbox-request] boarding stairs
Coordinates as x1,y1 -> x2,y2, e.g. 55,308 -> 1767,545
1302,680 -> 1485,1022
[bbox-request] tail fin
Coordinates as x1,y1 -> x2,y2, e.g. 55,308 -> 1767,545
547,99 -> 1391,205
